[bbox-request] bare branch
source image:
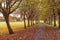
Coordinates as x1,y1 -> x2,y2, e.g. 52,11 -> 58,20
10,0 -> 22,14
0,3 -> 5,13
10,0 -> 19,8
0,8 -> 3,13
0,6 -> 6,13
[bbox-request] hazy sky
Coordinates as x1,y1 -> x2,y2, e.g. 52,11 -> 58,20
0,13 -> 20,18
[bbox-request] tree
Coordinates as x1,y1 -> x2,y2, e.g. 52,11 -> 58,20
0,0 -> 22,34
48,0 -> 60,27
20,0 -> 40,27
56,0 -> 60,28
57,8 -> 60,28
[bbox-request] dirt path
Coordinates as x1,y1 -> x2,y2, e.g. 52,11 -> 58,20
25,24 -> 59,40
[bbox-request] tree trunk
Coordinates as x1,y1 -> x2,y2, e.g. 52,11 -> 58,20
44,19 -> 46,23
53,8 -> 56,26
50,18 -> 52,25
58,13 -> 60,28
28,19 -> 30,27
24,14 -> 26,28
32,21 -> 34,25
59,15 -> 60,28
3,14 -> 14,34
33,20 -> 34,25
49,19 -> 50,25
31,20 -> 33,26
54,13 -> 56,26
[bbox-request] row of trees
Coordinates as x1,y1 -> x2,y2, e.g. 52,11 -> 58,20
0,0 -> 41,34
19,0 -> 41,28
41,0 -> 60,28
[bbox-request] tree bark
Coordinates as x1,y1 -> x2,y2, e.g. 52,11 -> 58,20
52,8 -> 56,26
31,19 -> 33,26
57,9 -> 60,28
3,14 -> 14,34
24,14 -> 26,29
28,19 -> 30,27
54,13 -> 56,26
59,15 -> 60,28
33,20 -> 34,25
50,18 -> 52,25
49,18 -> 50,25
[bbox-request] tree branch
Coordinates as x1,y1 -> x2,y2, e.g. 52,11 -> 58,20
0,6 -> 5,13
10,0 -> 19,8
10,0 -> 22,14
0,1 -> 6,13
0,8 -> 3,13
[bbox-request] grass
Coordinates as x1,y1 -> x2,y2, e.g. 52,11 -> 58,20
0,20 -> 28,34
0,20 -> 36,34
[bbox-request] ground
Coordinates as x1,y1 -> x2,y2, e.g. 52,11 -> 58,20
0,23 -> 60,40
